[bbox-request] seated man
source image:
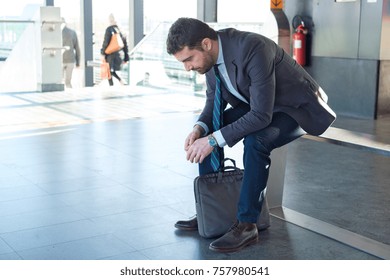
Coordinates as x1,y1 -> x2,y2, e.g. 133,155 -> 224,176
166,18 -> 336,253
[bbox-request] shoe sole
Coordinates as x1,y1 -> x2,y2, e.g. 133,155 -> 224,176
208,236 -> 259,253
174,224 -> 198,231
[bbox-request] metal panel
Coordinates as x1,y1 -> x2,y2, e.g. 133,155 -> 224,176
305,56 -> 378,119
311,0 -> 360,58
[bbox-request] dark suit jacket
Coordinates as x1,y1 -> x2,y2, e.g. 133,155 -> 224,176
198,28 -> 336,147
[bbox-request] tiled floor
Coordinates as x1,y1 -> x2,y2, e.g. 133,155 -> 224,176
0,85 -> 389,260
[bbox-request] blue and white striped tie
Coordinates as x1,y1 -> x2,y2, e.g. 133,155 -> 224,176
211,66 -> 223,171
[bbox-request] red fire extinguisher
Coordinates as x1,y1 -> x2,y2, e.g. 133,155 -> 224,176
292,22 -> 308,66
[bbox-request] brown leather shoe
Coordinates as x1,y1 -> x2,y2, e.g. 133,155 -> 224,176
174,215 -> 198,231
209,221 -> 258,253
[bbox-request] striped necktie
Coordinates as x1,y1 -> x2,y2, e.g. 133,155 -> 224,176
210,66 -> 223,171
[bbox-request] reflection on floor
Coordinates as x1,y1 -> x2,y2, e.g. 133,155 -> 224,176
0,86 -> 389,260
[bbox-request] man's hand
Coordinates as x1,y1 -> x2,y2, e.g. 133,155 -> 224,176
184,125 -> 203,151
184,125 -> 213,164
186,136 -> 214,164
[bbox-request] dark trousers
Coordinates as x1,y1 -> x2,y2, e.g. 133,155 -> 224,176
199,104 -> 305,223
108,71 -> 121,86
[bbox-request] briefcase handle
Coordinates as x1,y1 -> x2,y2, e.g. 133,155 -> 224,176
219,158 -> 240,172
215,158 -> 242,182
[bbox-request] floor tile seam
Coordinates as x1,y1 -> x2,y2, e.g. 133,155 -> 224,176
0,128 -> 81,141
136,239 -> 195,256
97,250 -> 151,260
86,204 -> 181,221
0,218 -> 94,236
117,178 -> 190,195
13,174 -> 107,192
29,173 -> 126,196
164,204 -> 196,218
0,200 -> 93,226
113,154 -> 183,170
0,190 -> 56,205
114,220 -> 177,231
0,252 -> 23,260
117,153 -> 188,171
1,89 -> 191,111
110,222 -> 190,251
0,95 -> 146,119
27,186 -> 120,198
114,233 -> 189,252
116,183 -> 149,197
0,110 -> 198,135
0,120 -> 94,135
45,192 -> 157,213
43,104 -> 94,122
0,109 -> 192,135
13,232 -> 138,258
0,217 -> 114,244
0,236 -> 18,256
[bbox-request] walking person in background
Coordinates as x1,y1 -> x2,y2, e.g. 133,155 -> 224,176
62,18 -> 80,88
101,13 -> 129,86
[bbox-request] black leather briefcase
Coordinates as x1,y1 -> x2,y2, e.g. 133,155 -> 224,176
194,159 -> 270,238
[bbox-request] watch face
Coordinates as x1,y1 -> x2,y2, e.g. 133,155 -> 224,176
208,135 -> 217,147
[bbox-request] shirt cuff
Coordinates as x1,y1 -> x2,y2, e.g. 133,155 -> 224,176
195,121 -> 209,136
213,130 -> 227,147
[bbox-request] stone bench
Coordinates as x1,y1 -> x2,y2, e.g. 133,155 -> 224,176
267,126 -> 390,259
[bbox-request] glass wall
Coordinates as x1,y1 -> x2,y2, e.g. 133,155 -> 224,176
127,21 -> 276,95
143,0 -> 197,35
0,0 -> 44,18
54,0 -> 81,37
0,0 -> 44,62
0,0 -> 44,93
1,0 -> 275,92
218,0 -> 269,23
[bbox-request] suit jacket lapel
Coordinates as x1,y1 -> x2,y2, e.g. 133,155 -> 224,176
225,60 -> 238,93
219,32 -> 240,95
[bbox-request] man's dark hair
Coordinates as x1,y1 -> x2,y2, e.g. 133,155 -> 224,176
166,17 -> 218,55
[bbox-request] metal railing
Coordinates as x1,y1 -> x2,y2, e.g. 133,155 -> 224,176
0,19 -> 34,61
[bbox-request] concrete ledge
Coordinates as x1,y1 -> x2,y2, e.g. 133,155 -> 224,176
303,127 -> 390,156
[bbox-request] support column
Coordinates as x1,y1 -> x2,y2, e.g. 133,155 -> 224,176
81,0 -> 93,87
36,6 -> 64,92
197,0 -> 217,22
128,0 -> 144,50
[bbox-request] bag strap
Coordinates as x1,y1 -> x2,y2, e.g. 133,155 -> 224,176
219,158 -> 238,171
215,158 -> 241,180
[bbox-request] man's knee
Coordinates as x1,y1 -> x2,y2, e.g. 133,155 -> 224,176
243,131 -> 278,154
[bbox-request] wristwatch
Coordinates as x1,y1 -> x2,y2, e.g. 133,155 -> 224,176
208,134 -> 218,148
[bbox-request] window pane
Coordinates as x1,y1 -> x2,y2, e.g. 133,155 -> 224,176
144,0 -> 197,34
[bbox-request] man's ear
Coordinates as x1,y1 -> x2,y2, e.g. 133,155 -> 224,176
201,38 -> 212,51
